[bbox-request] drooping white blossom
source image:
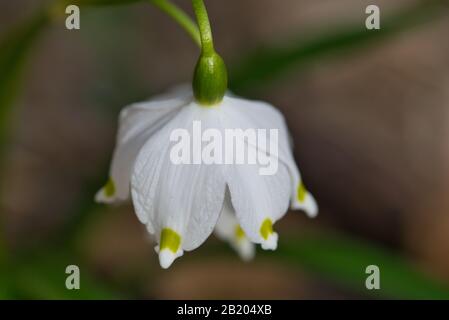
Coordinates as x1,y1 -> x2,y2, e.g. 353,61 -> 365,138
96,85 -> 317,269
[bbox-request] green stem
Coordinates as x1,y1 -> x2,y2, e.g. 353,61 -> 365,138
191,0 -> 214,55
149,0 -> 201,47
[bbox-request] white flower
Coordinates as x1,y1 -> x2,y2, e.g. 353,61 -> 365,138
96,85 -> 318,269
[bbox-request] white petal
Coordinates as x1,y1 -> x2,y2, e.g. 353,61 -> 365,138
215,192 -> 255,261
95,85 -> 192,203
159,250 -> 181,269
154,244 -> 184,269
292,184 -> 318,218
131,104 -> 226,267
224,160 -> 291,250
222,95 -> 318,218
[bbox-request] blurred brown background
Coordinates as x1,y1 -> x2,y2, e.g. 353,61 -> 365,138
1,0 -> 449,299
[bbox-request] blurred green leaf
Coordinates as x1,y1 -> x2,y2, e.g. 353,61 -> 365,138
0,10 -> 50,149
230,0 -> 449,93
0,10 -> 50,285
12,251 -> 120,299
277,233 -> 449,299
0,269 -> 14,299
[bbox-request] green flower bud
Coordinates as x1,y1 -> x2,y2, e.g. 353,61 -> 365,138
193,51 -> 228,106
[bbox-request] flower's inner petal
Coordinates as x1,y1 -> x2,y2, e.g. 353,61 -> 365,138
215,191 -> 255,261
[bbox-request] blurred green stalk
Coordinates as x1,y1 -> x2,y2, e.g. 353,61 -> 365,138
69,0 -> 201,46
149,0 -> 201,47
230,0 -> 449,93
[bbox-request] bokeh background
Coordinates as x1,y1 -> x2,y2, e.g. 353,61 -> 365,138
1,0 -> 449,299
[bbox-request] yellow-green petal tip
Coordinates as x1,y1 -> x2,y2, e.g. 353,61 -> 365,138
297,182 -> 307,203
104,178 -> 116,197
235,225 -> 245,240
260,218 -> 274,240
160,228 -> 181,253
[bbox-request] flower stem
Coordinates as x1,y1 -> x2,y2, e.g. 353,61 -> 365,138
149,0 -> 201,47
191,0 -> 214,55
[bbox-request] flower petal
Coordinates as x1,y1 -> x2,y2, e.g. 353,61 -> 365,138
222,95 -> 318,218
224,160 -> 291,250
131,104 -> 226,268
95,85 -> 192,203
215,192 -> 255,261
292,181 -> 318,218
